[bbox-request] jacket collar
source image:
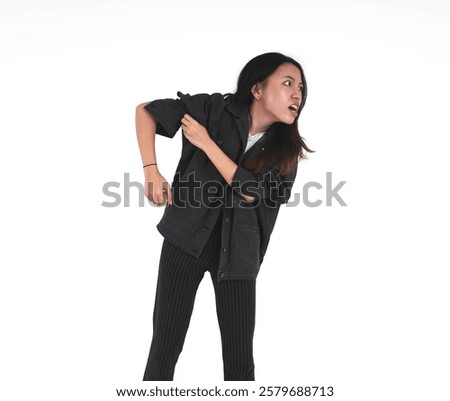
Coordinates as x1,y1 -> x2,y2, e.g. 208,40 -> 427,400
226,100 -> 276,153
226,101 -> 250,147
226,101 -> 250,118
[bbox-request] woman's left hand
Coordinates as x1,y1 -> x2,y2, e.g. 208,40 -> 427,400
180,114 -> 212,151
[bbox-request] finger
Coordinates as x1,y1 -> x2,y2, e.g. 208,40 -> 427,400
184,114 -> 198,125
153,189 -> 166,206
163,182 -> 173,205
160,190 -> 167,206
147,195 -> 161,206
180,119 -> 188,129
163,190 -> 169,206
181,115 -> 191,124
144,185 -> 154,204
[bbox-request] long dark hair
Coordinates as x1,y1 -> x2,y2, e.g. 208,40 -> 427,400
230,52 -> 314,176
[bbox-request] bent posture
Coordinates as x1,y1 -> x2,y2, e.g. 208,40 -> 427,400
135,52 -> 313,381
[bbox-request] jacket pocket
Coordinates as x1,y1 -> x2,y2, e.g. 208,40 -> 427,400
161,204 -> 205,240
231,224 -> 261,272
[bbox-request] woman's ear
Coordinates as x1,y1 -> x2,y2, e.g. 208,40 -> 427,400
251,83 -> 263,100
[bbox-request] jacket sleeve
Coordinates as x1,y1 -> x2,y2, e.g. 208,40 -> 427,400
143,91 -> 211,139
231,161 -> 298,205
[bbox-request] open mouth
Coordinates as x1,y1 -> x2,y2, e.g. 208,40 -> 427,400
288,104 -> 298,114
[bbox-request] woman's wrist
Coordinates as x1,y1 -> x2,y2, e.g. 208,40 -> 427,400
143,162 -> 158,169
201,137 -> 215,154
143,163 -> 159,178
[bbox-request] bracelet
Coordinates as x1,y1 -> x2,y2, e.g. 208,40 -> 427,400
143,163 -> 157,169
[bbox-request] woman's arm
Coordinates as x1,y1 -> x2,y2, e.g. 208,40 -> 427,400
136,102 -> 157,168
202,140 -> 256,203
180,114 -> 256,202
135,102 -> 173,205
181,114 -> 297,205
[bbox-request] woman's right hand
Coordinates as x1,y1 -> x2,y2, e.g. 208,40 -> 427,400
144,168 -> 173,206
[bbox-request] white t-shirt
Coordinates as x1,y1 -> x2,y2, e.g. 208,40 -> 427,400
244,131 -> 266,153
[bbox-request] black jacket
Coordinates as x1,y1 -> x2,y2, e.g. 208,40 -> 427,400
144,91 -> 297,282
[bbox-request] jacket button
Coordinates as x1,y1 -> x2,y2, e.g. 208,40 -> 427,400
222,247 -> 227,253
216,139 -> 223,146
225,217 -> 230,223
219,272 -> 225,279
261,147 -> 265,151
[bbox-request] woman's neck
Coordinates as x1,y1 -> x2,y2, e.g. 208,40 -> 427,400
249,102 -> 273,135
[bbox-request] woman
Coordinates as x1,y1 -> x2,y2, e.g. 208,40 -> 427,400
135,52 -> 313,381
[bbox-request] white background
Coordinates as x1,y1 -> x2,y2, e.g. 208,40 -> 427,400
1,0 -> 449,400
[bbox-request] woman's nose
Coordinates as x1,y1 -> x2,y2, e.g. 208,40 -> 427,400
294,87 -> 302,98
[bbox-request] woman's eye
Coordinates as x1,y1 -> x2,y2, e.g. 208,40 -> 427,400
283,80 -> 292,86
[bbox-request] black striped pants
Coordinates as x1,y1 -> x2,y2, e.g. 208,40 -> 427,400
143,211 -> 256,381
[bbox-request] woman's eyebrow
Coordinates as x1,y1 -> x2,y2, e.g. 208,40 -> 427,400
283,75 -> 303,85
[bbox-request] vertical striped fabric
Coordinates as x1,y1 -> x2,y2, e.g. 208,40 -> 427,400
143,212 -> 256,381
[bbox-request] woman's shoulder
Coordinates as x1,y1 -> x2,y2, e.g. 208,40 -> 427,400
176,91 -> 234,114
172,91 -> 236,126
176,91 -> 232,102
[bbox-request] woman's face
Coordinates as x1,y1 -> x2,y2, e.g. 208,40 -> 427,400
253,62 -> 303,125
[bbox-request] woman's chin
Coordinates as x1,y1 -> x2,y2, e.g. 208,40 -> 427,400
283,115 -> 297,125
273,113 -> 297,125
